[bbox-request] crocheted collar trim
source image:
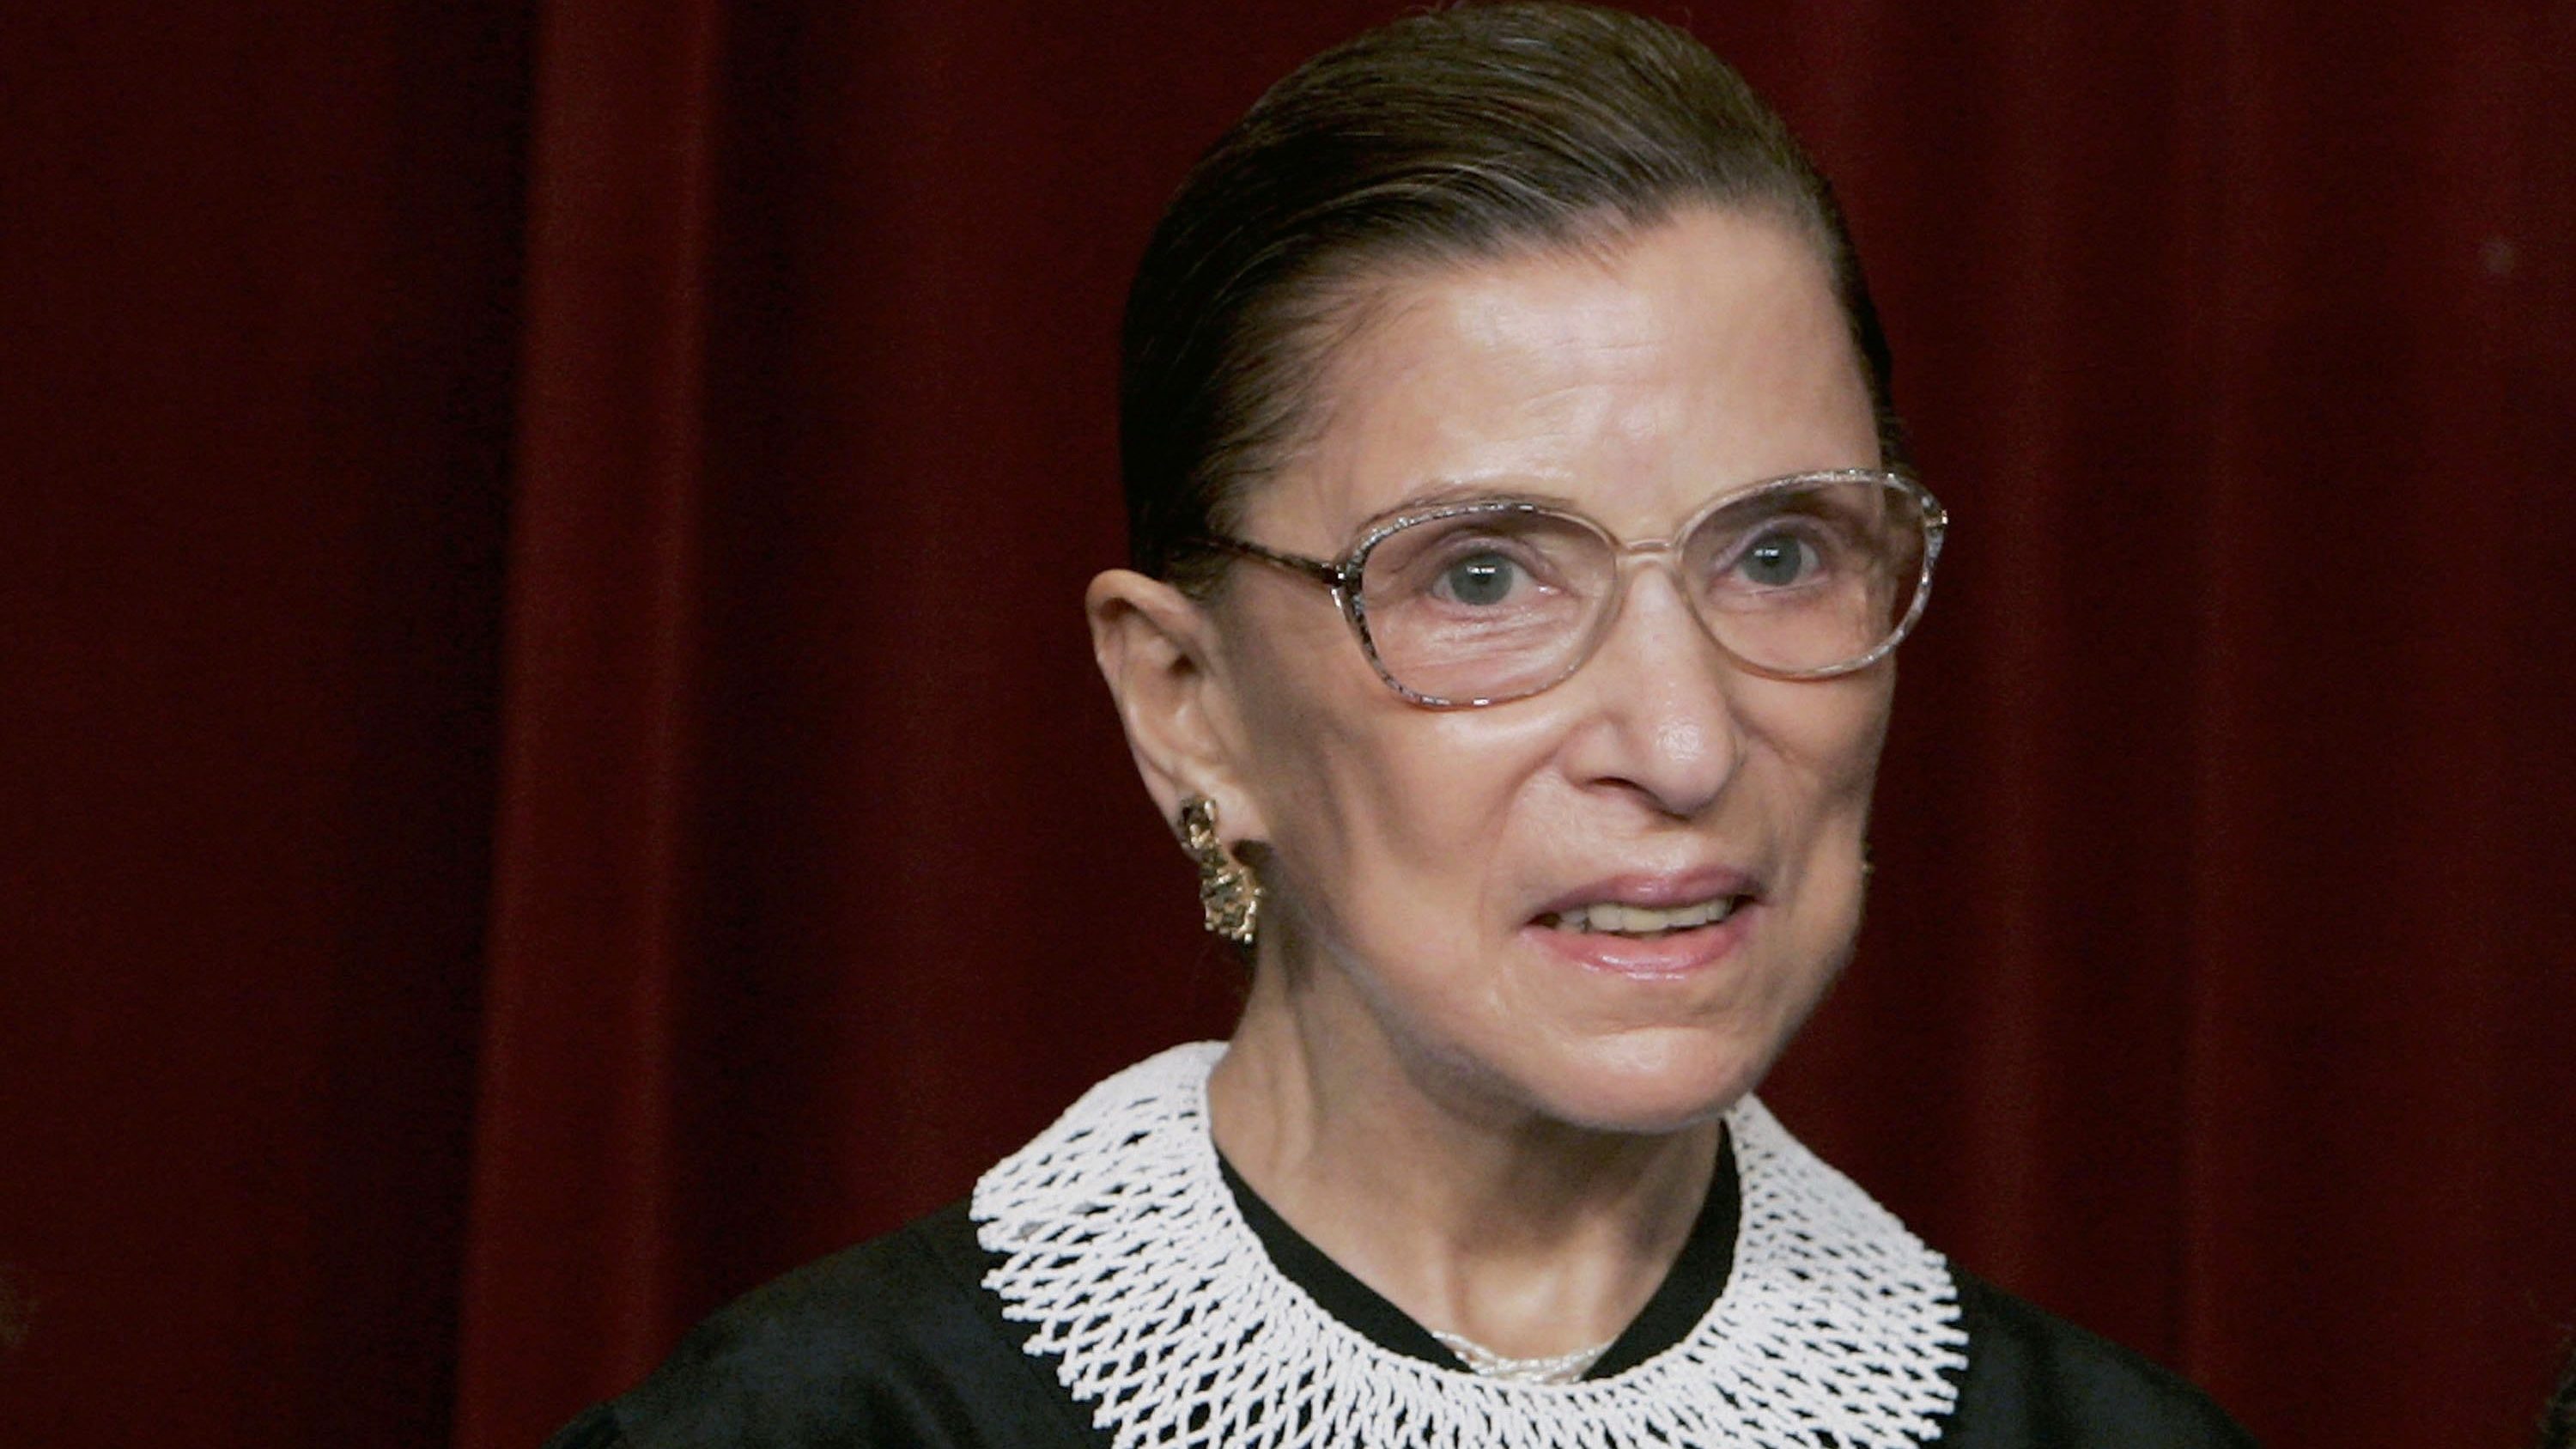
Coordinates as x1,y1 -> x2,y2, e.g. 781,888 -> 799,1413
972,1043 -> 1967,1449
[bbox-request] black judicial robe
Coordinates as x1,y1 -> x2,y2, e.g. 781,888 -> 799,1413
547,1148 -> 2256,1448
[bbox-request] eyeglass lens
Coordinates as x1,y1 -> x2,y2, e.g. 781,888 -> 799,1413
1352,476 -> 1931,703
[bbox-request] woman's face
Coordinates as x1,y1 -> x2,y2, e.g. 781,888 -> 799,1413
1211,207 -> 1892,1133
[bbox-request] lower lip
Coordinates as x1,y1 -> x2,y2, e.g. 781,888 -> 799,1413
1521,904 -> 1757,980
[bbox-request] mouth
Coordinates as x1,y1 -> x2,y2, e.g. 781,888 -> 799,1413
1538,894 -> 1753,937
1524,871 -> 1765,979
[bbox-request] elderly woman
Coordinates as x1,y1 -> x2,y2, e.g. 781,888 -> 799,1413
551,5 -> 2252,1446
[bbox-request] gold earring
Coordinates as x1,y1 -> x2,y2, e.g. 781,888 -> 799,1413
1177,795 -> 1260,950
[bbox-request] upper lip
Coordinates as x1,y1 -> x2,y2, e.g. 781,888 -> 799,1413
1529,867 -> 1764,921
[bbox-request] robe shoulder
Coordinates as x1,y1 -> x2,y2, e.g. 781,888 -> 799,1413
543,1209 -> 2257,1449
542,1201 -> 1103,1449
1946,1268 -> 2260,1447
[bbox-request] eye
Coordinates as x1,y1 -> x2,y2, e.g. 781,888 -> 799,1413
1735,530 -> 1820,588
1439,551 -> 1521,606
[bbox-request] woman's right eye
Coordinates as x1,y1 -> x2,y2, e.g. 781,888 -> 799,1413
1437,551 -> 1521,606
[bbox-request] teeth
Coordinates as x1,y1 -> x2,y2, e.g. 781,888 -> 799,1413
1549,898 -> 1741,935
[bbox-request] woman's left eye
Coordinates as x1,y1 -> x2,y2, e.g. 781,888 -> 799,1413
1734,531 -> 1819,588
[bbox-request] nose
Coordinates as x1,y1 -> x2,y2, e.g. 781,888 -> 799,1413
1555,563 -> 1744,818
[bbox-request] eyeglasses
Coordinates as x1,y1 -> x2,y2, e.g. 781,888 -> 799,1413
1191,469 -> 1947,709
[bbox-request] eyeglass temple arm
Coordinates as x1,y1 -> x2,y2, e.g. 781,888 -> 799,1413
1188,535 -> 1352,593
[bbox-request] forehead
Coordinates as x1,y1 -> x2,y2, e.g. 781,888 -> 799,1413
1252,207 -> 1876,551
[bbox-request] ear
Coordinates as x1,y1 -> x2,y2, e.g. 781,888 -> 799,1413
1085,569 -> 1267,841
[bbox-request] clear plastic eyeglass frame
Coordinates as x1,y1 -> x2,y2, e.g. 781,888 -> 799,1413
1190,467 -> 1949,709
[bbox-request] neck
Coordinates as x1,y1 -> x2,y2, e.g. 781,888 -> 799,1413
1208,960 -> 1723,1361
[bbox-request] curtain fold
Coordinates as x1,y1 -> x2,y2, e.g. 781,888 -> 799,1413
451,2 -> 730,1441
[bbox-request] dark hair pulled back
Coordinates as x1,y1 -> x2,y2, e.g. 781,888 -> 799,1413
1119,1 -> 1903,591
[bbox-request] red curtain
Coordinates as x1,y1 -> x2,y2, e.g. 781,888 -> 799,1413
5,2 -> 2571,1446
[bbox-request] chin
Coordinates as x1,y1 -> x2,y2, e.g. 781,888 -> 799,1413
1518,1026 -> 1789,1137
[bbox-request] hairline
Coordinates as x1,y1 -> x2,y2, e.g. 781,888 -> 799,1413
1180,191 -> 1852,594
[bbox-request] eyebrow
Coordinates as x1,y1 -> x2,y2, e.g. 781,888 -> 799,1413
1350,478 -> 1583,532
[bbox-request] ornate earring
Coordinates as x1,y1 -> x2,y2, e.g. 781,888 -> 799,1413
1176,795 -> 1261,950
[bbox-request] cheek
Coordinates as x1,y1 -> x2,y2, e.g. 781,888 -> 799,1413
1741,671 -> 1893,814
1228,628 -> 1558,930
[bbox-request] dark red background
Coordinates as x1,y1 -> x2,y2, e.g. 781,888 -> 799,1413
5,2 -> 2571,1446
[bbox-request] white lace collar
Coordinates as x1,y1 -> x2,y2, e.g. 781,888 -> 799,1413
972,1043 -> 1967,1448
